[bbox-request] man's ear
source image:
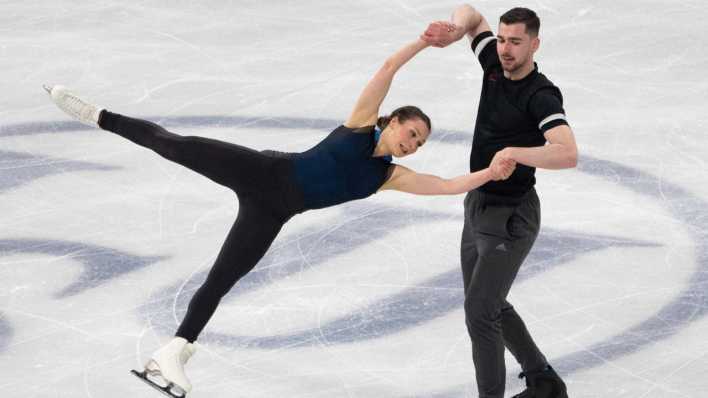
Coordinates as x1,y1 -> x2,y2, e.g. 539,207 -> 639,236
531,36 -> 540,52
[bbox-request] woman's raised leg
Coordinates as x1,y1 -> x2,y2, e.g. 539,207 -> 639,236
98,111 -> 271,192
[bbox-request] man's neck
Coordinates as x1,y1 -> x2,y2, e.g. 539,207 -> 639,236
504,61 -> 535,81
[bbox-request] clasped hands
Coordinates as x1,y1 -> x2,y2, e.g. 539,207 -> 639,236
490,148 -> 516,181
420,21 -> 463,47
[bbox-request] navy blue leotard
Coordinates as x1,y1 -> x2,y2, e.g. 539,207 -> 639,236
290,125 -> 393,209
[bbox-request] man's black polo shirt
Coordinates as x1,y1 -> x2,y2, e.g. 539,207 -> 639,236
470,31 -> 569,197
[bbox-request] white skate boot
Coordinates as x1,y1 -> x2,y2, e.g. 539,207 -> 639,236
43,85 -> 104,127
131,337 -> 197,398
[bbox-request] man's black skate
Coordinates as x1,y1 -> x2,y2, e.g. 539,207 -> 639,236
131,369 -> 187,398
512,365 -> 568,398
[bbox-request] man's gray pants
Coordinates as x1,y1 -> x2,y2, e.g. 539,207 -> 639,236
461,188 -> 548,398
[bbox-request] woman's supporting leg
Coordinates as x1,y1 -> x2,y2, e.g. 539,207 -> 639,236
98,111 -> 273,193
175,197 -> 284,342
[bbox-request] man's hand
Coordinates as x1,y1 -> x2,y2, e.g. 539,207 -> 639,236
490,148 -> 517,181
421,21 -> 465,48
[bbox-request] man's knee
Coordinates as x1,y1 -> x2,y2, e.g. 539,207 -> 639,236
501,301 -> 514,312
464,296 -> 503,338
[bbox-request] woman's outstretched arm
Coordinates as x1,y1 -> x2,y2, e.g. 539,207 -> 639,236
379,162 -> 515,195
345,39 -> 429,128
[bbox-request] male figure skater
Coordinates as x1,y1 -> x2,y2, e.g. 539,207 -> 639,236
423,5 -> 578,398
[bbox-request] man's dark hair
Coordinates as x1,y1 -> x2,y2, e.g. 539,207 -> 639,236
500,7 -> 540,37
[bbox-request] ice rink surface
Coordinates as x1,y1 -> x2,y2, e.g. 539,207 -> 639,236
2,1 -> 708,397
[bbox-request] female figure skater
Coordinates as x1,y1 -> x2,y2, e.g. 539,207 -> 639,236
45,32 -> 514,398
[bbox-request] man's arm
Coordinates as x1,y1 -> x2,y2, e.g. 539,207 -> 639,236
491,124 -> 578,172
421,4 -> 491,48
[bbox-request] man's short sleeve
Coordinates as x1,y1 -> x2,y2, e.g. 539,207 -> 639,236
471,31 -> 499,72
529,88 -> 569,133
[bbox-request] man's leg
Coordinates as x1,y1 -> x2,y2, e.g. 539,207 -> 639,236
499,190 -> 548,373
461,191 -> 543,398
501,303 -> 547,373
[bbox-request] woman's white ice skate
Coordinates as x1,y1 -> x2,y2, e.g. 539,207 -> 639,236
43,84 -> 103,127
131,337 -> 197,398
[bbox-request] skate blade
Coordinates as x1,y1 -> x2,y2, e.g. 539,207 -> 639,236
130,369 -> 187,398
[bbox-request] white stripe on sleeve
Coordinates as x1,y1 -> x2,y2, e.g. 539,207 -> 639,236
539,113 -> 567,130
474,36 -> 496,58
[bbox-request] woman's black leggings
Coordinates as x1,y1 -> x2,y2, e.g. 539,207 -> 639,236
98,111 -> 303,342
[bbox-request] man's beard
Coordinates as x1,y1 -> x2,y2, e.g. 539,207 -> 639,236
501,57 -> 524,74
